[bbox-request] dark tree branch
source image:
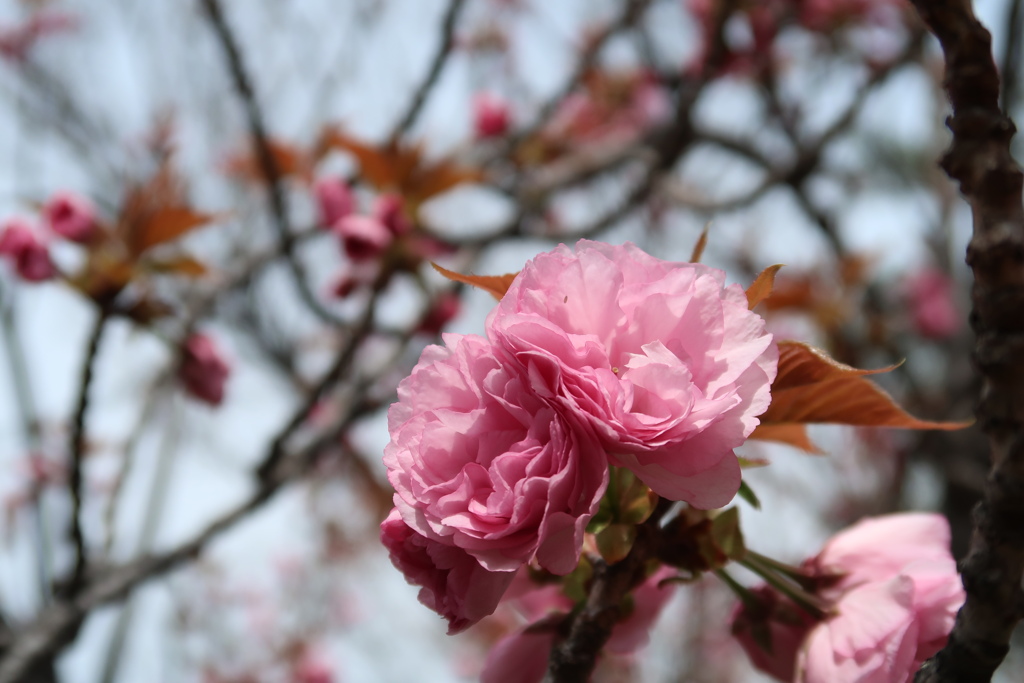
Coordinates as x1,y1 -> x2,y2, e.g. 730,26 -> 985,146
1000,0 -> 1023,115
200,0 -> 343,326
62,308 -> 109,598
908,2 -> 1024,682
387,0 -> 467,144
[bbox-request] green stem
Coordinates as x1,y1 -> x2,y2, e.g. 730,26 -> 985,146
746,549 -> 817,591
741,554 -> 831,620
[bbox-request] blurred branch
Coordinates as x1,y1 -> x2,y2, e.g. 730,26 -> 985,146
62,307 -> 109,598
200,0 -> 343,326
387,0 -> 467,144
1001,0 -> 1022,114
497,0 -> 652,160
908,1 -> 1024,682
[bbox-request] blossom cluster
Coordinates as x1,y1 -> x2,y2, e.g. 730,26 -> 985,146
381,241 -> 778,632
0,191 -> 98,283
732,513 -> 964,683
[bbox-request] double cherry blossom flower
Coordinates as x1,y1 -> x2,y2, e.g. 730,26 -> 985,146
382,241 -> 777,631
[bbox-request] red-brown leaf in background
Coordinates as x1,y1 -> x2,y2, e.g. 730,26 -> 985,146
432,263 -> 519,300
689,225 -> 709,263
118,163 -> 216,257
749,341 -> 970,453
745,264 -> 783,310
223,138 -> 311,183
321,128 -> 484,208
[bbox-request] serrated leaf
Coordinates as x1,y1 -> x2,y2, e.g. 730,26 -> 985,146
431,263 -> 519,300
747,423 -> 823,454
135,208 -> 216,254
737,480 -> 761,509
223,137 -> 310,183
757,341 -> 970,434
746,264 -> 784,310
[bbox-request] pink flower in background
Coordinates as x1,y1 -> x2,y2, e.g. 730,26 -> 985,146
44,191 -> 96,243
371,194 -> 412,236
481,567 -> 677,682
179,333 -> 231,406
381,509 -> 516,634
416,291 -> 461,336
0,219 -> 55,282
731,585 -> 817,682
0,12 -> 78,62
488,240 -> 777,508
473,93 -> 511,139
332,215 -> 392,261
291,649 -> 336,683
732,513 -> 964,683
314,177 -> 354,227
903,268 -> 961,340
384,333 -> 608,576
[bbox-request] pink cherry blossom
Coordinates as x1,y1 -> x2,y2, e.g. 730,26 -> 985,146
44,191 -> 97,243
372,193 -> 411,236
416,291 -> 461,336
481,567 -> 677,682
731,584 -> 817,682
473,93 -> 511,139
332,215 -> 392,261
314,177 -> 354,227
0,219 -> 55,282
903,268 -> 961,340
733,513 -> 964,683
384,333 -> 608,576
179,332 -> 231,406
487,240 -> 777,508
381,509 -> 516,634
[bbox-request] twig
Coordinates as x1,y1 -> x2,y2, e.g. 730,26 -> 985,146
906,2 -> 1024,682
63,308 -> 110,597
200,0 -> 342,326
387,0 -> 467,144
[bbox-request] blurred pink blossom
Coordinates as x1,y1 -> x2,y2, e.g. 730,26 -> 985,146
487,240 -> 777,507
0,219 -> 55,282
179,332 -> 231,406
415,291 -> 461,336
314,177 -> 354,227
371,193 -> 411,236
0,12 -> 78,62
332,215 -> 392,262
292,649 -> 335,683
44,191 -> 97,243
732,513 -> 964,683
473,93 -> 511,139
903,268 -> 961,339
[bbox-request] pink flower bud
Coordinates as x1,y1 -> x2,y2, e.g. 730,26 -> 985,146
179,333 -> 230,406
416,291 -> 461,336
903,268 -> 961,340
314,177 -> 354,228
473,93 -> 511,139
293,652 -> 334,683
372,194 -> 411,236
0,219 -> 55,282
44,191 -> 96,243
333,215 -> 392,262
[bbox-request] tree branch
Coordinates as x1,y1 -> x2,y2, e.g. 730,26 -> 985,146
908,1 -> 1024,681
200,0 -> 343,326
387,0 -> 467,144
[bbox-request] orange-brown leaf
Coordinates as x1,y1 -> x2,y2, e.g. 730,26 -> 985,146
432,263 -> 519,300
689,225 -> 709,263
746,265 -> 784,310
748,423 -> 823,454
135,208 -> 216,254
224,138 -> 310,183
145,255 -> 208,278
761,342 -> 969,430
